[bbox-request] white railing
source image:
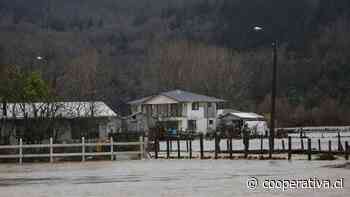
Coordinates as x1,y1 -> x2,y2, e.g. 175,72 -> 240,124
0,136 -> 145,164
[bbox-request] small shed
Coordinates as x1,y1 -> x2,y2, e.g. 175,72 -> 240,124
217,110 -> 267,136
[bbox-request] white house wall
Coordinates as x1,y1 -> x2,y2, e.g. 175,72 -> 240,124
184,102 -> 215,133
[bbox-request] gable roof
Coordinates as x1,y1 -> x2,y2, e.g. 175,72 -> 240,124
128,89 -> 225,105
0,101 -> 117,119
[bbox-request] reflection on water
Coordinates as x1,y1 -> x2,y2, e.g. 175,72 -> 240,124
0,160 -> 349,197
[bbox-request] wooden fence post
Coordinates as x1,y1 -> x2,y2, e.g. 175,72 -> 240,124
301,138 -> 304,151
140,136 -> 144,160
110,137 -> 114,161
186,139 -> 189,152
50,137 -> 53,163
82,137 -> 85,162
318,139 -> 321,152
19,138 -> 23,165
200,133 -> 204,159
166,138 -> 170,159
288,136 -> 292,160
189,136 -> 192,159
226,138 -> 230,152
229,135 -> 233,159
345,141 -> 349,160
214,133 -> 218,159
338,132 -> 342,152
244,134 -> 248,159
154,135 -> 158,159
260,135 -> 264,158
307,138 -> 311,161
177,136 -> 181,159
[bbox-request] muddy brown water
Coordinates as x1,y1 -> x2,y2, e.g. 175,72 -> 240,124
0,160 -> 349,197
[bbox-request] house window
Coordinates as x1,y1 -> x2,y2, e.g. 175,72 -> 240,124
192,102 -> 199,110
208,103 -> 212,108
188,120 -> 197,130
216,103 -> 224,110
209,120 -> 214,125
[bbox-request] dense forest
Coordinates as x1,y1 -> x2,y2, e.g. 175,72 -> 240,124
1,0 -> 350,127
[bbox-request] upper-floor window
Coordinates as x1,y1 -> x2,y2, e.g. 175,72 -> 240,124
216,103 -> 224,110
192,102 -> 199,110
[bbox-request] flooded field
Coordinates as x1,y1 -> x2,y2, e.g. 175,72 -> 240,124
0,160 -> 349,197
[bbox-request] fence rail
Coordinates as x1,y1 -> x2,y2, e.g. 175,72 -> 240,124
0,137 -> 145,164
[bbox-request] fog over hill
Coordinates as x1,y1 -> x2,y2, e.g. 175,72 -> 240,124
1,0 -> 350,126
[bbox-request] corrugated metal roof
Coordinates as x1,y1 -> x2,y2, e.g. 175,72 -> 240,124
0,102 -> 117,119
128,89 -> 225,104
219,110 -> 265,120
231,112 -> 264,119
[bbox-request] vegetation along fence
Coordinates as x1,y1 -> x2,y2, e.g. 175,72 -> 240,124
0,137 -> 146,164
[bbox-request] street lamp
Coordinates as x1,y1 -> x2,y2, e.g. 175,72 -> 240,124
253,26 -> 277,159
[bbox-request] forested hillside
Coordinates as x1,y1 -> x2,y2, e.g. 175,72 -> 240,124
1,0 -> 350,126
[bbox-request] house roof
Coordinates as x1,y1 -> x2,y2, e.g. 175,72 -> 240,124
128,89 -> 225,105
219,111 -> 265,120
0,101 -> 117,119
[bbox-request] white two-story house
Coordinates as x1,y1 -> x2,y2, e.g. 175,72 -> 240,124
128,90 -> 225,133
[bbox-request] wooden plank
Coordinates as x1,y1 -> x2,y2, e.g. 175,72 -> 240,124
345,141 -> 349,160
114,151 -> 141,154
154,135 -> 158,159
0,145 -> 20,149
22,144 -> 50,148
0,155 -> 20,158
139,136 -> 144,159
166,138 -> 170,159
110,137 -> 114,161
53,153 -> 82,157
50,137 -> 53,163
85,152 -> 111,156
23,154 -> 50,158
288,136 -> 292,160
19,138 -> 23,164
214,133 -> 218,159
84,143 -> 110,147
52,144 -> 83,147
229,135 -> 233,159
318,139 -> 321,152
177,137 -> 180,159
189,136 -> 192,159
82,137 -> 85,162
307,138 -> 312,160
200,133 -> 204,159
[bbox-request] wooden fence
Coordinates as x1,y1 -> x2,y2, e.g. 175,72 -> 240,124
152,133 -> 350,160
0,137 -> 146,164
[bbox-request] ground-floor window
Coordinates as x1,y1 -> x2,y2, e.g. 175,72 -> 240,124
188,120 -> 197,130
209,119 -> 214,125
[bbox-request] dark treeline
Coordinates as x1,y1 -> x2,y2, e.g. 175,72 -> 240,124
1,0 -> 350,127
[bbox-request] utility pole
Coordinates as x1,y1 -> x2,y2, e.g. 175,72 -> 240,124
269,41 -> 277,159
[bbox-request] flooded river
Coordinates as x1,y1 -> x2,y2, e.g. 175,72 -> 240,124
0,160 -> 349,197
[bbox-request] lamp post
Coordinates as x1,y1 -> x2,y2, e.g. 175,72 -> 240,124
253,26 -> 277,159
